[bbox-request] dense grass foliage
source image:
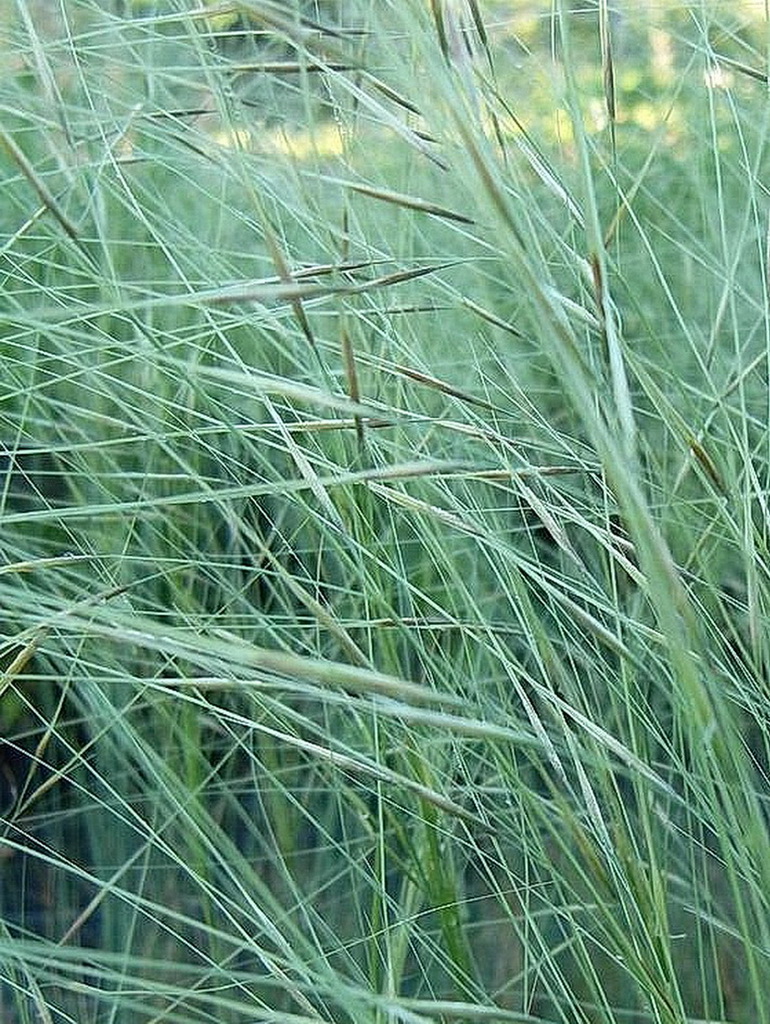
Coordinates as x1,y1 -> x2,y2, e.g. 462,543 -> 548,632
2,1 -> 770,1021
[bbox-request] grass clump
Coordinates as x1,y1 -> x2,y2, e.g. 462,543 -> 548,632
1,1 -> 770,1022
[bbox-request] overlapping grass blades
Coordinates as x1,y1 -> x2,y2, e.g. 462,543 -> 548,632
2,2 -> 770,1022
